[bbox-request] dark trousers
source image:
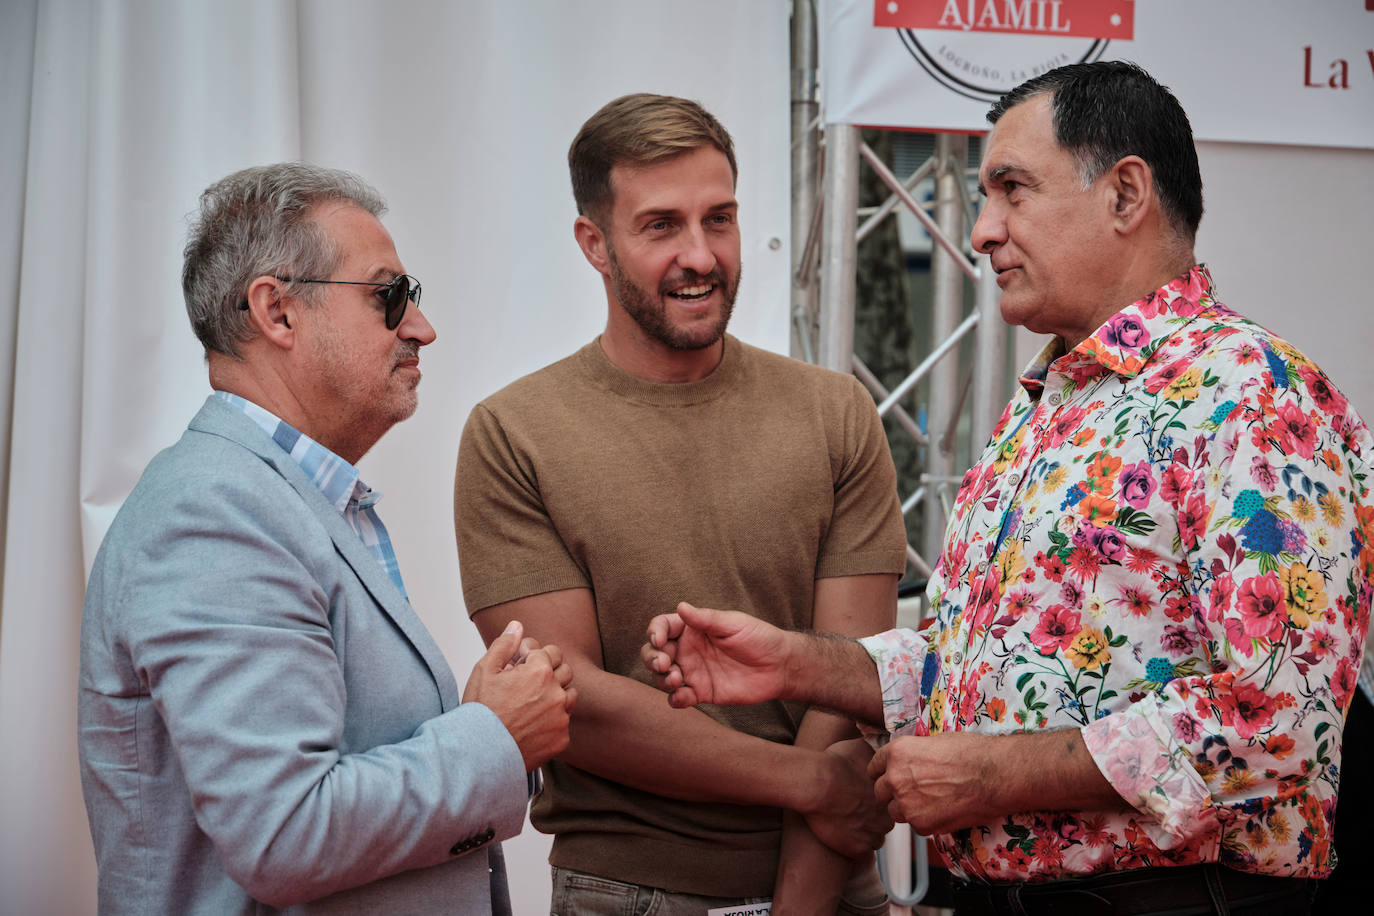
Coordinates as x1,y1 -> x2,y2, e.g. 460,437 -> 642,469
1312,688 -> 1373,912
951,863 -> 1314,915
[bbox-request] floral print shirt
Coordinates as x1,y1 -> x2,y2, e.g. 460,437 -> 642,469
860,266 -> 1373,881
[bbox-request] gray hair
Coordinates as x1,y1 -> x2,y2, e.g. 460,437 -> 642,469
182,162 -> 386,358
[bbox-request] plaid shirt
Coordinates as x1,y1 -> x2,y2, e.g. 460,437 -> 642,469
214,391 -> 408,599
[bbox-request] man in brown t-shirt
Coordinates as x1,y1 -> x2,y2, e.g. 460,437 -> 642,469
455,94 -> 907,915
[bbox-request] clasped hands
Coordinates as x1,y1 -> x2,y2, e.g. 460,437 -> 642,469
463,619 -> 577,773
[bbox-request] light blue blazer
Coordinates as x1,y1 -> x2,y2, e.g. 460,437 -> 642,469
79,396 -> 527,914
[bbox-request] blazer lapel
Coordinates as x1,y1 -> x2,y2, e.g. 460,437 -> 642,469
188,397 -> 463,711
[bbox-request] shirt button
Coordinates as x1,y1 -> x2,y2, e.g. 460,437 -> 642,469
952,651 -> 963,665
1006,473 -> 1021,486
1048,393 -> 1062,406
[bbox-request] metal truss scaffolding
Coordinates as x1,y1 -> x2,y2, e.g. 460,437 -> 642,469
790,3 -> 1008,906
791,10 -> 1007,591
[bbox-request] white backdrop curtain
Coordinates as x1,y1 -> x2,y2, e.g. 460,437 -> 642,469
3,2 -> 1372,913
0,2 -> 791,912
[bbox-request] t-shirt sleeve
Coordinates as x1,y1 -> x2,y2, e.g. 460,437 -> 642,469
815,375 -> 909,580
454,402 -> 590,614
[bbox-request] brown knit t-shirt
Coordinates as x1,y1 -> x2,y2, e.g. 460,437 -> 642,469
454,335 -> 906,896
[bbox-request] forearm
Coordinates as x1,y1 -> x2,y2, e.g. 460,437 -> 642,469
776,571 -> 899,899
561,662 -> 842,815
874,727 -> 1127,836
773,710 -> 863,910
993,728 -> 1123,815
775,811 -> 853,913
129,600 -> 528,904
780,631 -> 885,725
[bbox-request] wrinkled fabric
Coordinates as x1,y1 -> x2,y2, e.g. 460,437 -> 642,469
861,266 -> 1373,882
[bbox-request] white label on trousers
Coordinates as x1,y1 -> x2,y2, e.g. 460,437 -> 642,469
706,905 -> 771,916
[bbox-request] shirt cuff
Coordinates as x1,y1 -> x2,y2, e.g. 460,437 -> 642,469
1081,698 -> 1219,849
859,628 -> 931,737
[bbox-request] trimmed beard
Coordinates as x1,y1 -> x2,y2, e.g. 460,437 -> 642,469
606,243 -> 740,352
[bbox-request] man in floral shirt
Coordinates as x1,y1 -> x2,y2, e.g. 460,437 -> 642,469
642,62 -> 1371,913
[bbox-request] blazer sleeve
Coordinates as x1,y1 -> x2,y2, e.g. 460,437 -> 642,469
103,465 -> 529,907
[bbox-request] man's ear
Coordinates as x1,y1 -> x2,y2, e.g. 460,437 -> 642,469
573,215 -> 611,276
241,275 -> 296,349
1107,155 -> 1154,235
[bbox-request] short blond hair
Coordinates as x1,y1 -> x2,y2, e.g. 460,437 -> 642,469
568,93 -> 737,226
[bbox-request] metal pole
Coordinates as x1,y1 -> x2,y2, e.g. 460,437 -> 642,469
818,124 -> 860,373
790,0 -> 820,362
878,311 -> 979,416
971,253 -> 1005,449
856,157 -> 935,244
922,134 -> 967,564
859,145 -> 976,282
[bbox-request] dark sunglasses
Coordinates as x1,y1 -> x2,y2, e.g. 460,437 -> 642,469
237,274 -> 422,330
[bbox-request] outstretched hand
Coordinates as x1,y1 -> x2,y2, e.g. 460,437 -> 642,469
641,602 -> 792,708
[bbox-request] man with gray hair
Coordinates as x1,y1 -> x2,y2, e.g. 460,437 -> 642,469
79,162 -> 575,913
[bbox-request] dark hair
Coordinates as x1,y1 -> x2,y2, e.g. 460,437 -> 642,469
182,162 -> 385,358
989,61 -> 1203,239
568,93 -> 737,226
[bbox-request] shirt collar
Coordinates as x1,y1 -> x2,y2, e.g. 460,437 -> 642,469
213,390 -> 368,513
1018,264 -> 1219,396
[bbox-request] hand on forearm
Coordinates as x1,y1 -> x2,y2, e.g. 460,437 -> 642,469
803,738 -> 892,857
775,716 -> 886,912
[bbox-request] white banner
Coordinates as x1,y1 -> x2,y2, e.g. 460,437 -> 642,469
822,0 -> 1374,149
